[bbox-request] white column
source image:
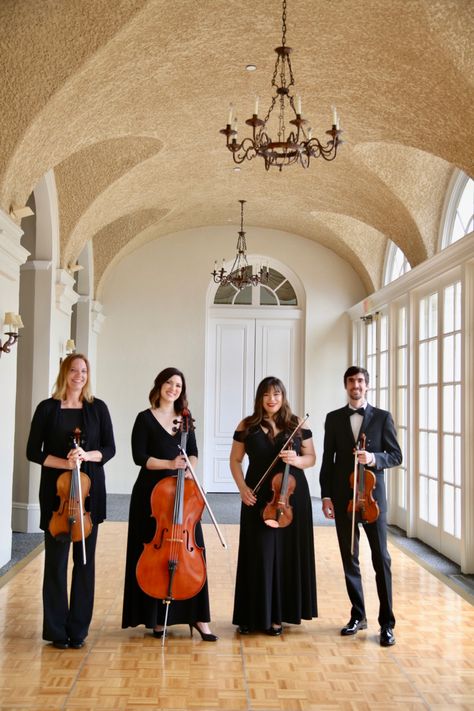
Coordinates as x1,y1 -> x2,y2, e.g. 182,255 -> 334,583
0,209 -> 29,563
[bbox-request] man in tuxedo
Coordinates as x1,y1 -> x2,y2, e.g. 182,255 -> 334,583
319,366 -> 402,646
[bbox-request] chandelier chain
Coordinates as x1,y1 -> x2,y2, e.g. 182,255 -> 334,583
281,0 -> 287,46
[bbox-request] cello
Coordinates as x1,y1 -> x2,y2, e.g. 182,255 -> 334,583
136,410 -> 207,604
48,427 -> 92,564
347,433 -> 379,554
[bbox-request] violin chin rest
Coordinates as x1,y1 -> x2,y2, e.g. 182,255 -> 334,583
264,519 -> 280,528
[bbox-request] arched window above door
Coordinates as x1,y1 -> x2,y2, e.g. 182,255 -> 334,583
383,240 -> 411,286
440,172 -> 474,250
213,267 -> 298,306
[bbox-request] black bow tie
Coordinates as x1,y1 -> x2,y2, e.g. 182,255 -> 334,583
350,407 -> 365,416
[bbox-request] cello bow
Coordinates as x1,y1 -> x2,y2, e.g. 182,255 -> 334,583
178,445 -> 227,549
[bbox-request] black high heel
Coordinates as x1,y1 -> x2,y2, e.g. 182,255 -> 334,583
189,622 -> 218,642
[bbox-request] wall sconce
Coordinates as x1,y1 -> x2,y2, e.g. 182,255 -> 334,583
360,311 -> 380,324
65,339 -> 76,355
0,312 -> 24,356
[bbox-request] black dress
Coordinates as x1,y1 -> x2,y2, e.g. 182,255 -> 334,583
232,427 -> 317,631
122,409 -> 211,629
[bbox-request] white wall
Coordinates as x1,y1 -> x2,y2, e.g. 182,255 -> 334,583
98,225 -> 366,496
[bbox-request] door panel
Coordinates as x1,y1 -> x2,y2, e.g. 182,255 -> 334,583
204,315 -> 302,492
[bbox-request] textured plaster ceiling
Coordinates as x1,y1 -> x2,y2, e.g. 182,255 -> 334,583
0,0 -> 472,296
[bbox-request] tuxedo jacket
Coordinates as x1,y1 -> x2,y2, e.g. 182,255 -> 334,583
319,403 -> 402,515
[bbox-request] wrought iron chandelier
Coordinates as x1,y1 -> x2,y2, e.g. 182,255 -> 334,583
220,0 -> 343,171
211,200 -> 269,290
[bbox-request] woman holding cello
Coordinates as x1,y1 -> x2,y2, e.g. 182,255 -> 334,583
230,376 -> 317,636
121,367 -> 217,641
26,353 -> 116,649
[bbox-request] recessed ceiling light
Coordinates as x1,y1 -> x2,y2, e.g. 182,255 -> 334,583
246,64 -> 257,71
233,167 -> 241,172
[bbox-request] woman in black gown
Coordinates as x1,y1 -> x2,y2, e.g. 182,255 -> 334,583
121,367 -> 217,641
26,353 -> 116,649
230,376 -> 317,635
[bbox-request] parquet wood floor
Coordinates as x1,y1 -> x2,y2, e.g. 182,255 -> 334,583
0,522 -> 473,711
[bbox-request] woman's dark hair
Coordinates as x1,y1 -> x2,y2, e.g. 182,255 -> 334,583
343,366 -> 369,386
242,376 -> 299,439
149,367 -> 188,413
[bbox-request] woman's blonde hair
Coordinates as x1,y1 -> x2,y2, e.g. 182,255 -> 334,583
52,353 -> 94,403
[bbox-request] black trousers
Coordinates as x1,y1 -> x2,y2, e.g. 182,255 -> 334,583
42,524 -> 98,642
335,511 -> 395,628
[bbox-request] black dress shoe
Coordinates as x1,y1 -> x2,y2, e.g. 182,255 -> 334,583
266,625 -> 283,636
380,625 -> 395,646
69,639 -> 84,649
152,629 -> 165,639
340,618 -> 368,636
237,625 -> 250,634
52,640 -> 69,649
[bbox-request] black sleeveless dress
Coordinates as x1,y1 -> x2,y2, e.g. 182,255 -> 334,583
232,427 -> 317,631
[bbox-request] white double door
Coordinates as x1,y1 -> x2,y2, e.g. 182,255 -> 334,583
203,309 -> 303,492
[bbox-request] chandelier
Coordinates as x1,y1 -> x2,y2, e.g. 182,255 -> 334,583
211,200 -> 269,290
220,0 -> 343,171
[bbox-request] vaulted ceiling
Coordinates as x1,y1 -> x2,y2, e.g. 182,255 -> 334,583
1,0 -> 473,295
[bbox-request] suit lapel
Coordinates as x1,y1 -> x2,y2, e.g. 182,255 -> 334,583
343,405 -> 357,445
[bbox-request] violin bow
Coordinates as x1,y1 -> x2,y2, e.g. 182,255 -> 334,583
72,428 -> 87,565
177,445 -> 227,549
253,414 -> 310,495
350,442 -> 359,556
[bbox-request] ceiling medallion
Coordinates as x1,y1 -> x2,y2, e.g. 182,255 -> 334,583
211,200 -> 269,290
220,0 -> 343,171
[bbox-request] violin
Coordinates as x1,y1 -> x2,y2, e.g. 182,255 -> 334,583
48,427 -> 92,564
262,443 -> 296,528
347,433 -> 379,553
136,410 -> 207,603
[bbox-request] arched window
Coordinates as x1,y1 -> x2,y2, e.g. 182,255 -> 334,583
383,240 -> 411,286
440,171 -> 474,249
213,267 -> 297,306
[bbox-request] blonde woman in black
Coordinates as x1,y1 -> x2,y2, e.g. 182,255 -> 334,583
27,354 -> 115,649
230,376 -> 317,635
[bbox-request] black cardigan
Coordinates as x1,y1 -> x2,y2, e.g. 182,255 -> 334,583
26,397 -> 116,530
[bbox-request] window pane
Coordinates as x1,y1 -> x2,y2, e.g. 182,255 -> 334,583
419,342 -> 428,384
443,434 -> 454,484
379,389 -> 388,410
214,283 -> 238,304
454,435 -> 461,487
419,431 -> 428,474
443,484 -> 454,535
234,287 -> 252,305
443,284 -> 454,334
380,314 -> 388,351
397,387 -> 407,427
455,487 -> 461,538
428,478 -> 438,526
454,282 -> 461,330
275,280 -> 297,305
419,475 -> 428,520
454,333 -> 461,381
428,432 -> 438,477
428,293 -> 438,338
380,352 -> 388,388
398,347 -> 407,386
454,383 -> 461,432
443,384 -> 454,432
428,340 -> 438,383
259,286 -> 278,305
443,335 -> 454,382
419,387 -> 428,429
428,386 -> 437,430
398,307 -> 407,346
265,268 -> 285,290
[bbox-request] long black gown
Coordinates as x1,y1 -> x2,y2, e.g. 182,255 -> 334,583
121,409 -> 211,630
232,426 -> 317,631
